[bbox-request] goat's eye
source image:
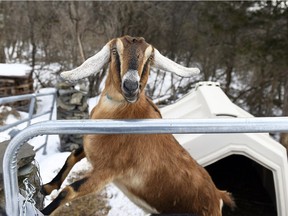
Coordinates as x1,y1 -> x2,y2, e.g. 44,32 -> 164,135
112,48 -> 117,55
148,56 -> 153,61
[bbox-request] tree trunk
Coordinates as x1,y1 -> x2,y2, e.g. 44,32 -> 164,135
0,2 -> 5,63
224,65 -> 233,95
0,44 -> 5,63
69,2 -> 85,63
280,78 -> 288,151
27,1 -> 36,74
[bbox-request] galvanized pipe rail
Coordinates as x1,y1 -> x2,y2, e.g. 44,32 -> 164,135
3,117 -> 288,216
0,89 -> 56,154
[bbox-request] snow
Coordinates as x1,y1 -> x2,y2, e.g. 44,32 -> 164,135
0,86 -> 145,215
88,96 -> 100,114
0,63 -> 31,77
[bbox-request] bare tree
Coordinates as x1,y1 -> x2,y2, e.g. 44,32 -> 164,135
1,1 -> 288,115
281,78 -> 288,150
0,1 -> 5,63
69,1 -> 85,62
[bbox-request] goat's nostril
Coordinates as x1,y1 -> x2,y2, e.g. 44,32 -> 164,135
123,80 -> 138,92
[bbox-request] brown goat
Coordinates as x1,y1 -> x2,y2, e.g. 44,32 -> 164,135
41,35 -> 235,215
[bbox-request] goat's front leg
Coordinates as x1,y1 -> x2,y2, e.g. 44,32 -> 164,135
41,146 -> 85,195
41,171 -> 114,215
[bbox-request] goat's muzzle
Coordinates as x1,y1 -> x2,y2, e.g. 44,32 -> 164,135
121,70 -> 140,103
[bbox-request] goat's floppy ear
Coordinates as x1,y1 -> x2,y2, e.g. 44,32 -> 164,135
61,43 -> 110,81
153,49 -> 200,77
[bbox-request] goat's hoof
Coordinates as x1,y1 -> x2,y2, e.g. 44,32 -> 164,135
40,185 -> 49,196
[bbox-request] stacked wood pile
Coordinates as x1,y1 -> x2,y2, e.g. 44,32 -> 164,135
0,75 -> 33,96
57,82 -> 89,152
0,73 -> 33,112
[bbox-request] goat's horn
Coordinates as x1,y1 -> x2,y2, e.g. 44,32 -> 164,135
153,49 -> 200,77
61,44 -> 110,81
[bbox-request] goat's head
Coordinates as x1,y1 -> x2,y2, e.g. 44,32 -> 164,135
61,35 -> 200,103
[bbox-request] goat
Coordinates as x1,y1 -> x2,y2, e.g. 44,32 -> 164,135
41,35 -> 235,215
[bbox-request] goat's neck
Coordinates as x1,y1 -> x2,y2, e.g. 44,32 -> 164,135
101,86 -> 146,105
103,88 -> 126,103
91,88 -> 160,119
104,92 -> 125,104
102,73 -> 126,102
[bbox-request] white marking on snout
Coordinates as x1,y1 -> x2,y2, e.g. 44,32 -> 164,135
122,70 -> 140,83
122,70 -> 140,93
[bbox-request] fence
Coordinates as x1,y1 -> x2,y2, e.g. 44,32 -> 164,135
0,89 -> 56,154
2,117 -> 288,216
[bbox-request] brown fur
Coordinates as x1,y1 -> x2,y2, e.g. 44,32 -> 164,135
42,36 -> 235,215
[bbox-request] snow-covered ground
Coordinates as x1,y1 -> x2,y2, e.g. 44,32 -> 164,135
0,87 -> 146,216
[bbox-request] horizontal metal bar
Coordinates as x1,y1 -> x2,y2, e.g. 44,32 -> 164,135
0,90 -> 56,133
4,117 -> 288,136
0,118 -> 29,132
3,117 -> 288,216
0,89 -> 57,104
32,109 -> 51,119
0,109 -> 53,133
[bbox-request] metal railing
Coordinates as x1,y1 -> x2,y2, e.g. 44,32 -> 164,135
3,117 -> 288,216
0,89 -> 57,154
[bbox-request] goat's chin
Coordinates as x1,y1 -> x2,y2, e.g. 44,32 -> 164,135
123,93 -> 139,103
125,96 -> 138,103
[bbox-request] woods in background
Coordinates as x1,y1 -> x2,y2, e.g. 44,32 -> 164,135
0,1 -> 287,120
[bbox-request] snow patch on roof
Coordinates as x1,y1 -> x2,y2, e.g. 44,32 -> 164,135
0,63 -> 31,77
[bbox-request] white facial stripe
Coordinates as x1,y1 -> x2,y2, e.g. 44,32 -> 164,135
116,38 -> 124,56
116,39 -> 125,76
144,45 -> 153,63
